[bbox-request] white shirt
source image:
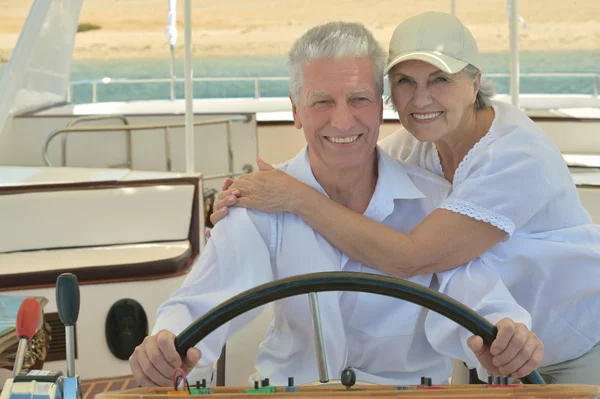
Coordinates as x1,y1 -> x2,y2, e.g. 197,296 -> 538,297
153,146 -> 531,385
379,99 -> 600,366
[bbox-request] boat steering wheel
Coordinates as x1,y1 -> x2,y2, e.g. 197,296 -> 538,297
173,272 -> 545,385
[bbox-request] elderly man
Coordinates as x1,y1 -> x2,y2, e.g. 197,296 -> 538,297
129,21 -> 542,387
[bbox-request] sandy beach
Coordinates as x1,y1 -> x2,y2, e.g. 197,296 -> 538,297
0,0 -> 599,62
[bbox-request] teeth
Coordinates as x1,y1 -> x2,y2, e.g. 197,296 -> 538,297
327,135 -> 359,144
413,112 -> 442,120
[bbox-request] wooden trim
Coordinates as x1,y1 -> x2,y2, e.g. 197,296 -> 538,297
256,120 -> 294,127
95,384 -> 600,398
576,184 -> 600,189
0,268 -> 191,293
0,246 -> 193,291
80,376 -> 139,399
0,176 -> 200,196
530,116 -> 600,123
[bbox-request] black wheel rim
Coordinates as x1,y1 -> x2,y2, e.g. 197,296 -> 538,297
174,271 -> 544,384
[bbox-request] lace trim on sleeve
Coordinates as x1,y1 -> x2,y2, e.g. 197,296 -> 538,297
439,198 -> 516,236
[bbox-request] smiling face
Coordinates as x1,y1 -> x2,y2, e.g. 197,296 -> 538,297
389,60 -> 479,143
290,57 -> 383,174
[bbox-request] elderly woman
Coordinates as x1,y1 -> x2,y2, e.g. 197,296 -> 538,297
211,12 -> 600,384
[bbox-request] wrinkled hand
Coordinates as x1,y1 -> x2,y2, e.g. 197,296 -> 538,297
467,318 -> 543,379
206,177 -> 236,237
129,330 -> 202,387
207,157 -> 301,235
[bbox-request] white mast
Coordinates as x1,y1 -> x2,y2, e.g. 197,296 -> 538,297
508,0 -> 520,107
165,0 -> 178,101
184,0 -> 195,172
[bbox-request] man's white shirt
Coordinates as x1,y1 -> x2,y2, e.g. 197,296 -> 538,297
153,145 -> 531,385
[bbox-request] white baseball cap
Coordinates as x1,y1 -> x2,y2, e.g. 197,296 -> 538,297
385,11 -> 481,75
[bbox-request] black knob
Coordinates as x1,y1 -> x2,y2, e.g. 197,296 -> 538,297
288,377 -> 294,387
488,376 -> 494,384
341,368 -> 356,389
254,381 -> 259,389
56,273 -> 80,326
420,376 -> 432,386
202,378 -> 206,388
261,378 -> 270,387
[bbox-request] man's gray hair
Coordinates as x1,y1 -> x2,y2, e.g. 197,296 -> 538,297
462,64 -> 495,109
287,21 -> 387,102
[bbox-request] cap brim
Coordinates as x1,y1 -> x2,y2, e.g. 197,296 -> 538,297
385,51 -> 468,75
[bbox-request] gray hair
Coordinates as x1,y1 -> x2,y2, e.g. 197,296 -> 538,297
385,63 -> 495,111
287,21 -> 387,102
462,64 -> 495,109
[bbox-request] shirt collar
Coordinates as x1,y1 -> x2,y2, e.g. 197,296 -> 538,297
280,145 -> 426,223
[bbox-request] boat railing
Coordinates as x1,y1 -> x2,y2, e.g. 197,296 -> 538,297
61,115 -> 133,168
67,76 -> 290,103
43,115 -> 254,180
486,72 -> 599,98
67,73 -> 600,103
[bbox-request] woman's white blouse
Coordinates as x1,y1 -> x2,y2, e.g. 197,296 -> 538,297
379,100 -> 600,366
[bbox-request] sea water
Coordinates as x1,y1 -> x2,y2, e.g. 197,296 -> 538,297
1,51 -> 599,104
